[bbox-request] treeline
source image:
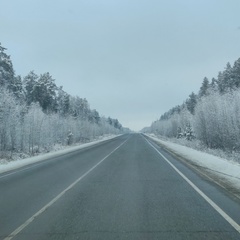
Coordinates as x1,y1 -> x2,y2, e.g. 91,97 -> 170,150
148,57 -> 240,151
0,43 -> 126,157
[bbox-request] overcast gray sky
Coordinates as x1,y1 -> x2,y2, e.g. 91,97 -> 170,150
1,0 -> 240,131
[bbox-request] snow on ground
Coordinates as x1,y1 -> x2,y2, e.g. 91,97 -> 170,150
146,134 -> 240,192
0,135 -> 121,175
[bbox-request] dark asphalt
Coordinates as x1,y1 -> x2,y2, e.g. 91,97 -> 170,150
1,134 -> 240,240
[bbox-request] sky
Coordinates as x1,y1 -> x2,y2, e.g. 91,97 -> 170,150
1,0 -> 240,131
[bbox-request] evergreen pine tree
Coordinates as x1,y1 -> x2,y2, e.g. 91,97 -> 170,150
0,43 -> 15,89
199,77 -> 210,97
186,92 -> 197,114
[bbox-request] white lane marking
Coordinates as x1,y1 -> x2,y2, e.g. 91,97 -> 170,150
145,138 -> 240,235
4,139 -> 128,240
142,135 -> 240,201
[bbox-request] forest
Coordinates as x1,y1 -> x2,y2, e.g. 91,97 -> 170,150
147,57 -> 240,153
0,43 -> 126,159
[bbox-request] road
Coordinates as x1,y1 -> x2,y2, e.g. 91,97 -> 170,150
1,134 -> 240,240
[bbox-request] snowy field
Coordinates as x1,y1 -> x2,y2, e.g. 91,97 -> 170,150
0,135 -> 121,175
146,134 -> 240,195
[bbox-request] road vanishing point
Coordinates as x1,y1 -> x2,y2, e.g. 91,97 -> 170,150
1,134 -> 240,240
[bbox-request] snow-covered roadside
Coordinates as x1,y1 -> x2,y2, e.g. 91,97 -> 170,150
145,134 -> 240,192
0,135 -> 121,174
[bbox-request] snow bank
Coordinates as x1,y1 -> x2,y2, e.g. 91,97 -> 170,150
0,135 -> 121,174
146,134 -> 240,191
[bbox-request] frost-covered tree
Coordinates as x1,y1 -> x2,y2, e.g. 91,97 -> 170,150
218,63 -> 234,93
24,103 -> 45,154
11,75 -> 24,100
210,77 -> 218,92
193,91 -> 240,149
199,77 -> 210,97
149,56 -> 240,151
35,72 -> 57,112
232,58 -> 240,89
186,92 -> 197,114
23,72 -> 58,111
107,117 -> 122,130
23,71 -> 39,105
56,86 -> 70,116
0,43 -> 15,90
217,59 -> 240,93
88,109 -> 100,124
69,96 -> 90,119
0,43 -> 124,159
0,89 -> 25,154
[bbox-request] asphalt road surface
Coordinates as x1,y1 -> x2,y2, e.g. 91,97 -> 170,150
1,134 -> 240,240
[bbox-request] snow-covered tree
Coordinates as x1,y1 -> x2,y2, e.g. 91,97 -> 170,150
56,86 -> 70,116
186,92 -> 197,114
0,43 -> 15,89
35,72 -> 57,112
23,71 -> 39,105
232,58 -> 240,89
199,77 -> 210,97
69,96 -> 90,119
11,75 -> 24,100
0,43 -> 124,159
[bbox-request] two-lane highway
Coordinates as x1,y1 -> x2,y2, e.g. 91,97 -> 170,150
1,134 -> 240,239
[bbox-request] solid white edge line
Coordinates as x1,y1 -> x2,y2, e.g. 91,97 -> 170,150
4,138 -> 128,240
144,137 -> 240,235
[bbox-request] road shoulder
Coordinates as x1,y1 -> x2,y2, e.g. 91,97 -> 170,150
144,134 -> 240,200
